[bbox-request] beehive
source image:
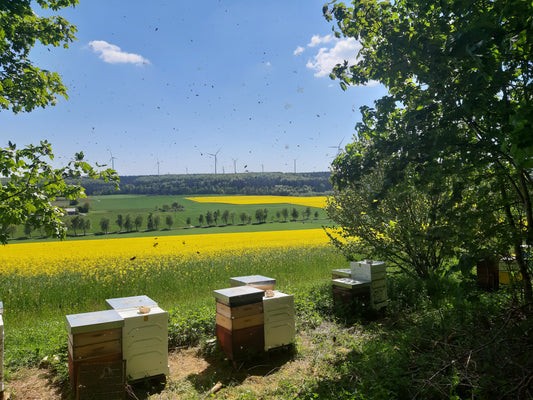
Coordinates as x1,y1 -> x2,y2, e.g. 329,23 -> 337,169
213,286 -> 265,360
263,291 -> 295,351
114,306 -> 169,381
66,310 -> 125,400
229,275 -> 276,290
1,301 -> 4,399
105,295 -> 158,311
331,268 -> 351,279
350,261 -> 388,310
332,278 -> 371,306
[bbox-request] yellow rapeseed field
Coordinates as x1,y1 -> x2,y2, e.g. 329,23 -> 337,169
0,229 -> 330,277
186,195 -> 327,208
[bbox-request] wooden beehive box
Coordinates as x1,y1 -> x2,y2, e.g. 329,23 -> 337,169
332,278 -> 371,306
76,358 -> 125,400
66,310 -> 124,399
229,275 -> 276,291
213,286 -> 265,360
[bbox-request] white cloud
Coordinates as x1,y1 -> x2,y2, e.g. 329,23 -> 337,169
306,37 -> 361,77
293,46 -> 305,56
89,40 -> 150,65
307,34 -> 334,48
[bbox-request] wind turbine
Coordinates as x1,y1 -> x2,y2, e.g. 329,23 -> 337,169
108,149 -> 117,170
329,137 -> 345,157
207,147 -> 221,174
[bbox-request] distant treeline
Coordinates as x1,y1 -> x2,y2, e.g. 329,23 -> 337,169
75,172 -> 333,196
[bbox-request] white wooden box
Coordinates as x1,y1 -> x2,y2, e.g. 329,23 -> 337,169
263,291 -> 295,350
105,295 -> 158,311
230,275 -> 276,290
350,261 -> 386,281
115,306 -> 169,381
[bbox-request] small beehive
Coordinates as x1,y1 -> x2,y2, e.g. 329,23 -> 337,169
229,275 -> 276,290
105,295 -> 158,311
213,286 -> 265,360
114,305 -> 169,381
263,291 -> 295,351
332,278 -> 371,306
66,310 -> 125,400
331,268 -> 351,279
350,260 -> 388,310
1,301 -> 4,399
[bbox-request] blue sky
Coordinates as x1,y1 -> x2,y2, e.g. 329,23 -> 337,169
4,0 -> 387,176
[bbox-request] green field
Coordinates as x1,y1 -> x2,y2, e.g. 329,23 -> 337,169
11,194 -> 330,241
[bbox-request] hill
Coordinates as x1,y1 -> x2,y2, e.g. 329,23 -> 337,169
75,171 -> 332,196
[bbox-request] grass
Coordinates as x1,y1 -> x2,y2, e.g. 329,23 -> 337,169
12,194 -> 331,241
3,260 -> 532,399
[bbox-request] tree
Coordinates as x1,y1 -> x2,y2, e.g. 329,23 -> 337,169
83,218 -> 90,236
230,211 -> 236,225
116,214 -> 124,232
165,215 -> 173,230
23,223 -> 32,238
198,214 -> 204,226
239,212 -> 249,225
0,143 -> 117,244
153,215 -> 161,230
147,213 -> 155,230
124,214 -> 133,232
324,0 -> 533,302
1,0 -> 79,113
221,209 -> 230,225
205,211 -> 213,226
213,209 -> 220,225
291,208 -> 299,221
255,209 -> 265,224
99,218 -> 110,235
134,215 -> 143,231
186,216 -> 192,226
0,2 -> 118,244
281,208 -> 289,222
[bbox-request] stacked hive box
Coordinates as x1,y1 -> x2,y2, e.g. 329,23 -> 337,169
105,296 -> 169,381
227,275 -> 295,351
66,310 -> 125,400
331,277 -> 371,306
350,260 -> 387,310
262,291 -> 295,351
213,286 -> 265,360
331,268 -> 351,279
1,302 -> 4,400
229,275 -> 276,290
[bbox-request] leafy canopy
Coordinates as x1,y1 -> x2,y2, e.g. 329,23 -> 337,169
324,0 -> 532,293
1,0 -> 79,112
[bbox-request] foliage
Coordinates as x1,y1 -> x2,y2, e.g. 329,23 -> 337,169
0,141 -> 117,244
77,171 -> 333,196
0,0 -> 79,112
324,0 -> 533,301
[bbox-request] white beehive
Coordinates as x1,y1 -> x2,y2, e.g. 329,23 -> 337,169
114,306 -> 169,381
1,301 -> 4,397
229,275 -> 276,290
263,291 -> 295,351
350,260 -> 388,310
105,295 -> 158,311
